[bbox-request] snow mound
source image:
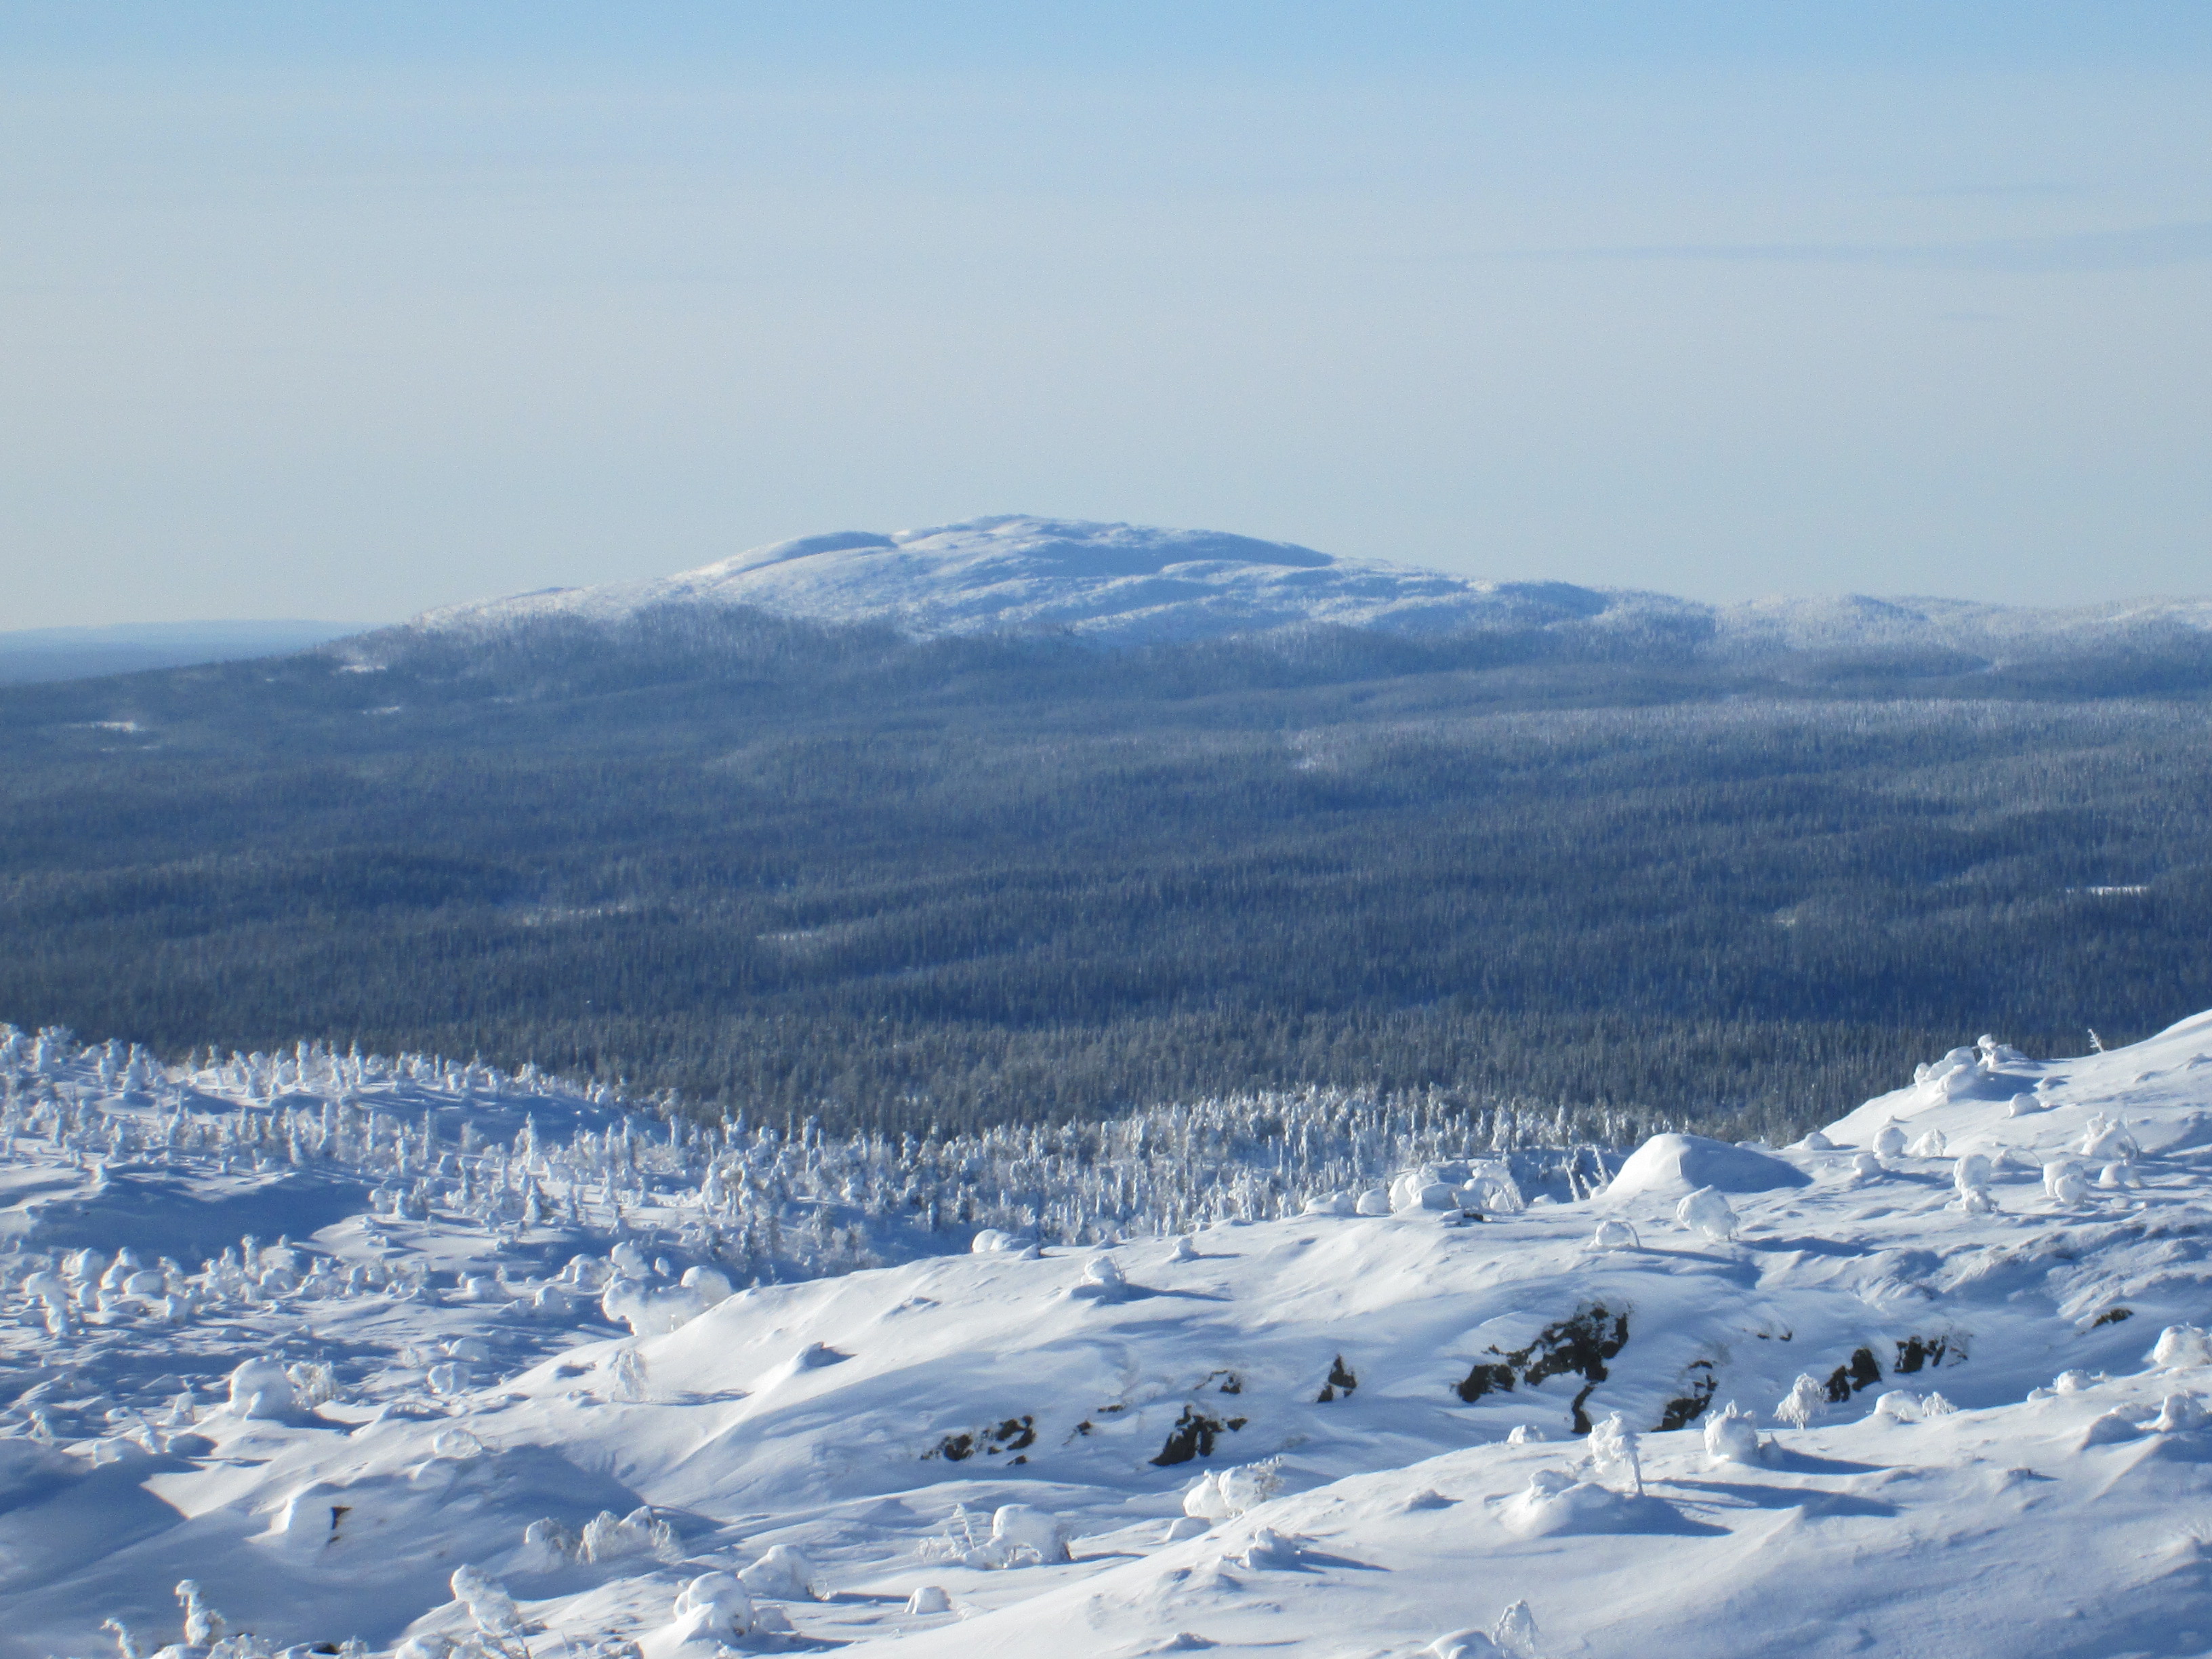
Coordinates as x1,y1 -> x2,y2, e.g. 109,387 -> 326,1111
1605,1134 -> 1811,1200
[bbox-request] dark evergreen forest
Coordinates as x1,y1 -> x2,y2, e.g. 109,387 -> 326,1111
1,607 -> 2207,1143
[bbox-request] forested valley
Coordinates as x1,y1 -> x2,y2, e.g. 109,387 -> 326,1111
1,605 -> 2207,1145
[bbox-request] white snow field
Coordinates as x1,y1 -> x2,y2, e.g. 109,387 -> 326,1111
409,512 -> 2212,655
11,1016 -> 2212,1657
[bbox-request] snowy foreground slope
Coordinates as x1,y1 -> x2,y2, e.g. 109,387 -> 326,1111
11,1020 -> 2212,1657
409,512 -> 2212,654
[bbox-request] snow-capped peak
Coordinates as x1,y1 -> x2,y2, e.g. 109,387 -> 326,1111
412,514 -> 1643,645
411,513 -> 2212,659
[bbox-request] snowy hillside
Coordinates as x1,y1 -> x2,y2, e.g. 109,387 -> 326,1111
12,1015 -> 2212,1656
410,516 -> 1658,647
408,512 -> 2212,655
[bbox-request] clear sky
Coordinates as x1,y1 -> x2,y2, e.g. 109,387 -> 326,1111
3,3 -> 2208,626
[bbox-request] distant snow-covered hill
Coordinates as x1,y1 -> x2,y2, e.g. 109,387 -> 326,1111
413,512 -> 2212,657
415,516 -> 1654,647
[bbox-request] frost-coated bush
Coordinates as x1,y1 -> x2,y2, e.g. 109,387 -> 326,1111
1775,1374 -> 1826,1429
989,1504 -> 1069,1563
2078,1113 -> 2139,1162
2155,1393 -> 2207,1433
1240,1526 -> 1302,1570
520,1517 -> 583,1569
605,1347 -> 650,1403
1582,1413 -> 1643,1496
2043,1158 -> 2092,1204
2152,1326 -> 2212,1369
905,1586 -> 952,1614
1703,1401 -> 1762,1464
1182,1470 -> 1236,1522
1589,1218 -> 1638,1251
1490,1600 -> 1540,1659
449,1565 -> 519,1635
581,1507 -> 674,1563
668,1572 -> 752,1644
1183,1458 -> 1284,1521
1872,1390 -> 1927,1423
285,1360 -> 338,1408
1872,1122 -> 1907,1160
1674,1186 -> 1737,1243
739,1542 -> 827,1599
226,1356 -> 295,1419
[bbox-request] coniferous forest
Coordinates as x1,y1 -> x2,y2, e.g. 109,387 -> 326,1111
1,606 -> 2207,1145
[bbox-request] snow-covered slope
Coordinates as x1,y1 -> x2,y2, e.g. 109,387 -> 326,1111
13,1016 -> 2212,1657
412,516 -> 1660,647
409,512 -> 2212,656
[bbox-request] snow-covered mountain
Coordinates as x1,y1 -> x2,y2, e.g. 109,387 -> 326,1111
12,1015 -> 2212,1657
413,516 -> 1650,647
411,513 -> 2212,657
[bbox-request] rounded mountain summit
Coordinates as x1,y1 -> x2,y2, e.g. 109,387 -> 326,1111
415,513 -> 2212,655
415,514 -> 1643,647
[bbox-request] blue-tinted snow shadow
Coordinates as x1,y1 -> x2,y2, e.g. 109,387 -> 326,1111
1757,1447 -> 1888,1475
1663,1477 -> 1898,1518
1282,1547 -> 1387,1572
1068,1284 -> 1233,1305
1744,1235 -> 1875,1259
24,1167 -> 371,1259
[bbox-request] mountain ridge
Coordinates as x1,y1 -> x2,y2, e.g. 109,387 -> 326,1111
410,512 -> 2212,662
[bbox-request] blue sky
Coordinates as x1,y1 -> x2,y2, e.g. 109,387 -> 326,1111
3,3 -> 2207,624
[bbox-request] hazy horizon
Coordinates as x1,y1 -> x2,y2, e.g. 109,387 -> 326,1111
5,3 -> 2208,627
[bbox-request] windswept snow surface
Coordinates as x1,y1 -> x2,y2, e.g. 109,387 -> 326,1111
408,512 -> 2212,654
14,1019 -> 2212,1655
